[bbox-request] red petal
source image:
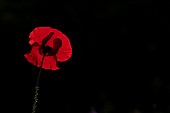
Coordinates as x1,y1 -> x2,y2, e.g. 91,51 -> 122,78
24,46 -> 60,70
25,26 -> 72,70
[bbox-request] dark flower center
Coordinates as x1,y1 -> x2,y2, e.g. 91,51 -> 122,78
39,45 -> 52,55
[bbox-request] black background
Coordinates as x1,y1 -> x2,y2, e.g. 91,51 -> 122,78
1,0 -> 169,113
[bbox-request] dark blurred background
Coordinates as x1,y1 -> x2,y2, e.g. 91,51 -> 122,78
1,0 -> 169,113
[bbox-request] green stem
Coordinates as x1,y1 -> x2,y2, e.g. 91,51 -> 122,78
32,55 -> 45,113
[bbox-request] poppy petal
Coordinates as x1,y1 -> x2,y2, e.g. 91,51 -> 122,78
24,26 -> 72,70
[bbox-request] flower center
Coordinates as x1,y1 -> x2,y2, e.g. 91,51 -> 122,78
39,45 -> 52,55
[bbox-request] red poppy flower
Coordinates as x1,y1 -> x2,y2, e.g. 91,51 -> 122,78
24,26 -> 72,70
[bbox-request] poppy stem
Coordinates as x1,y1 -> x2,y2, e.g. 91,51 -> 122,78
32,55 -> 45,113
